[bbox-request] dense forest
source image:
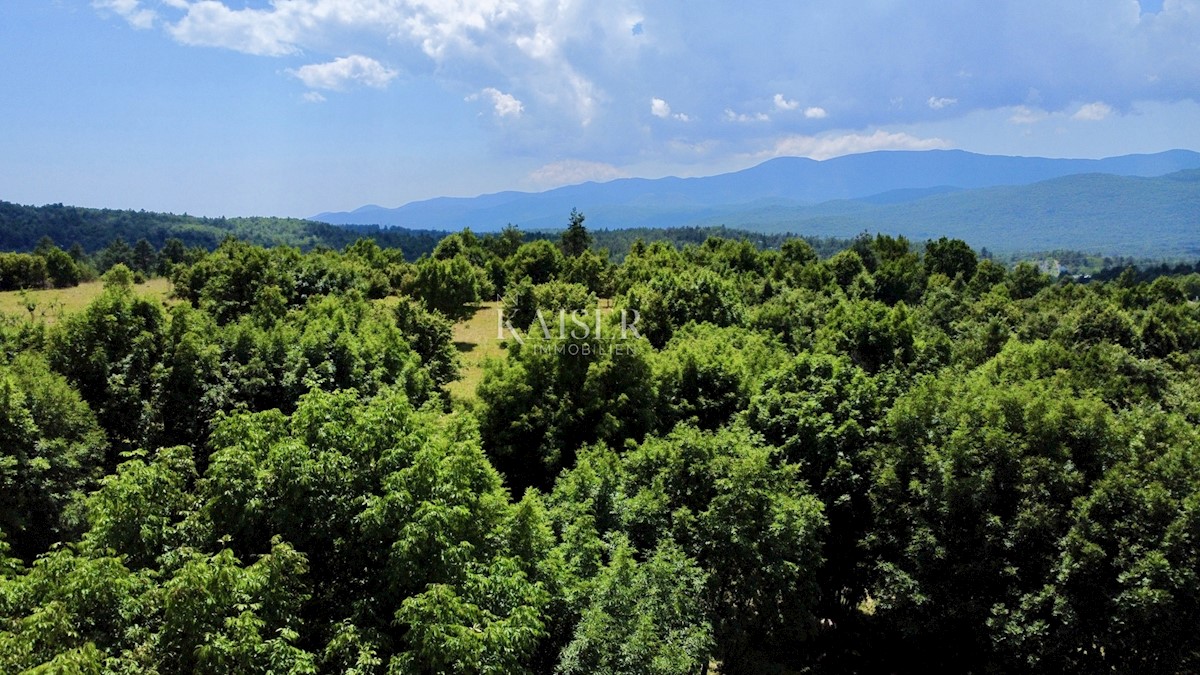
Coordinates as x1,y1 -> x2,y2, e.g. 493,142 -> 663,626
0,201 -> 447,261
1,213 -> 1199,673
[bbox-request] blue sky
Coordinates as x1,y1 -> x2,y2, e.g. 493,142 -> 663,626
2,0 -> 1199,218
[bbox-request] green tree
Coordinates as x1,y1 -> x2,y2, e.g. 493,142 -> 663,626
392,296 -> 461,387
924,236 -> 978,280
867,359 -> 1118,672
653,323 -> 786,432
132,238 -> 157,275
560,208 -> 592,258
47,276 -> 166,458
618,425 -> 827,669
747,351 -> 881,621
411,254 -> 481,320
0,355 -> 107,559
507,240 -> 562,286
557,537 -> 712,675
477,323 -> 656,490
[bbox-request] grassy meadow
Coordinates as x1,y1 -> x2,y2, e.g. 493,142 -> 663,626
446,301 -> 505,401
0,277 -> 174,325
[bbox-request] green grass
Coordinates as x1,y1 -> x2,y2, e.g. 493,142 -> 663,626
446,301 -> 506,402
445,299 -> 621,403
0,277 -> 175,325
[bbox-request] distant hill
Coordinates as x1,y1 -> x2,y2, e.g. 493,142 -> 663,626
311,149 -> 1200,250
693,169 -> 1200,257
0,202 -> 447,261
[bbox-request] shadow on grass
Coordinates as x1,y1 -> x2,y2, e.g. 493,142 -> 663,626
454,341 -> 477,353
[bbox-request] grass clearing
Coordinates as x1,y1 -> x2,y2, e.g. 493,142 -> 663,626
446,301 -> 505,402
445,299 -> 620,403
0,277 -> 175,325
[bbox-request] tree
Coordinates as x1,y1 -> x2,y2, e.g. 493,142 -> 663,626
925,236 -> 978,280
867,359 -> 1118,672
618,425 -> 827,669
560,248 -> 613,297
477,322 -> 656,491
132,238 -> 157,275
98,237 -> 134,272
560,208 -> 592,258
0,355 -> 107,559
47,275 -> 166,458
410,254 -> 480,320
557,537 -> 712,675
508,240 -> 562,286
1040,410 -> 1200,673
157,237 -> 189,275
747,351 -> 881,621
392,296 -> 461,388
617,267 -> 745,348
653,323 -> 786,432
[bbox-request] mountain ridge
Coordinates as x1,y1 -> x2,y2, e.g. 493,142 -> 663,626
312,149 -> 1200,232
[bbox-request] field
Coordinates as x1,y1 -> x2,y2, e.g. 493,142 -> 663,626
0,277 -> 174,325
447,301 -> 505,401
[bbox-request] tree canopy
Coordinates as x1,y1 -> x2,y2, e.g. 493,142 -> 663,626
1,223 -> 1199,673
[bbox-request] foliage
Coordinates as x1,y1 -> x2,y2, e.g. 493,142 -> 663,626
0,355 -> 106,559
409,254 -> 482,320
2,226 -> 1200,674
559,208 -> 593,258
477,323 -> 656,491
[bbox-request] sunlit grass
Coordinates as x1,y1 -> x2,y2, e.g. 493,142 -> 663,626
445,299 -> 620,403
446,301 -> 506,403
0,277 -> 175,325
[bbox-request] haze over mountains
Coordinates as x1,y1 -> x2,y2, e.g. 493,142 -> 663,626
313,149 -> 1200,256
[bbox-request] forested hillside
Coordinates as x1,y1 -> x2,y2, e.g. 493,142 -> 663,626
0,201 -> 446,260
1,220 -> 1198,673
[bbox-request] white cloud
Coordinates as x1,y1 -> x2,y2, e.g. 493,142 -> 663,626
469,87 -> 525,118
289,55 -> 398,91
93,0 -> 156,29
759,130 -> 949,161
1072,101 -> 1113,120
649,98 -> 692,121
773,94 -> 800,111
725,109 -> 770,123
528,160 -> 628,188
167,0 -> 303,56
93,1 -> 1200,167
302,91 -> 327,103
1008,105 -> 1047,124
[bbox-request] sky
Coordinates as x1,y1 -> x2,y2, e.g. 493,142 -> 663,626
2,0 -> 1199,218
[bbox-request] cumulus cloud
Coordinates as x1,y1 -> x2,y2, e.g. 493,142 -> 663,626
759,130 -> 949,161
93,0 -> 1200,169
289,55 -> 398,91
93,0 -> 156,29
528,159 -> 628,188
103,0 -> 615,126
773,94 -> 800,111
651,98 -> 691,121
725,109 -> 769,123
1072,101 -> 1113,120
167,0 -> 304,56
469,87 -> 525,118
1008,105 -> 1047,124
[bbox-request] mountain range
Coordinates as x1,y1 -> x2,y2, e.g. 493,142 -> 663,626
312,149 -> 1200,256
